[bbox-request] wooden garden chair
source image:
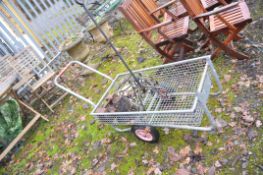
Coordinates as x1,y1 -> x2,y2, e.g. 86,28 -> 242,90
119,0 -> 193,63
180,0 -> 252,59
200,0 -> 229,10
141,0 -> 187,19
140,0 -> 230,20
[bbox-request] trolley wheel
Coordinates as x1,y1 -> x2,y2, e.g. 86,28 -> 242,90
131,126 -> 159,143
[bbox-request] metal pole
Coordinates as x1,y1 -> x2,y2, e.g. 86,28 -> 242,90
77,0 -> 143,89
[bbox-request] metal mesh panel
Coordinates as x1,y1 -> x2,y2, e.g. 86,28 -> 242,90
91,57 -> 213,127
0,55 -> 14,81
8,47 -> 42,77
94,103 -> 205,127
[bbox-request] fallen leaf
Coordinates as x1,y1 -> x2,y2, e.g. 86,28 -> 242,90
179,146 -> 191,158
223,74 -> 231,82
129,142 -> 137,147
196,163 -> 208,175
215,119 -> 228,128
167,147 -> 181,162
154,167 -> 162,175
92,158 -> 99,166
247,128 -> 258,141
215,160 -> 222,168
163,128 -> 170,135
128,169 -> 135,175
142,159 -> 148,165
215,108 -> 223,113
147,167 -> 155,175
207,166 -> 216,175
116,137 -> 129,157
80,116 -> 86,121
233,107 -> 242,113
34,168 -> 45,175
218,147 -> 225,151
182,157 -> 191,165
101,138 -> 111,144
153,146 -> 159,154
194,142 -> 202,155
111,163 -> 117,171
175,168 -> 191,175
228,122 -> 237,127
230,112 -> 236,118
207,141 -> 213,146
242,115 -> 254,123
255,120 -> 262,127
238,79 -> 251,88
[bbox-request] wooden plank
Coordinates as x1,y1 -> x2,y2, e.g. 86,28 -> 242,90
0,114 -> 41,161
17,99 -> 49,121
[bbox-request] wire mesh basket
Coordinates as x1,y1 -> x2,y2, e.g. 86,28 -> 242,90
55,55 -> 222,131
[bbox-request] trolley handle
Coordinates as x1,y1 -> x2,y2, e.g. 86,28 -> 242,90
54,61 -> 113,107
75,0 -> 84,6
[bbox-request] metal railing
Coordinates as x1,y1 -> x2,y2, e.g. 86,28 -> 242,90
1,0 -> 85,66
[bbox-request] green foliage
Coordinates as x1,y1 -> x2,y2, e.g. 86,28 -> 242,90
0,99 -> 22,147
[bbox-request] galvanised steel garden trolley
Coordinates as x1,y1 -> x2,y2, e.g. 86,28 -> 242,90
54,55 -> 223,142
55,0 -> 223,142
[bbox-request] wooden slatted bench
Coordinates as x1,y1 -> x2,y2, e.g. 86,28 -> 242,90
119,0 -> 193,62
180,0 -> 252,59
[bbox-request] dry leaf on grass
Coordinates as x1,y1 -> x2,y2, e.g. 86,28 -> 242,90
194,143 -> 202,155
179,146 -> 191,158
181,157 -> 191,165
153,146 -> 159,154
128,169 -> 135,175
154,167 -> 162,175
129,142 -> 137,147
196,163 -> 208,175
80,116 -> 86,121
146,167 -> 155,175
208,166 -> 216,175
167,147 -> 181,162
163,128 -> 170,135
110,163 -> 117,171
255,120 -> 262,128
175,168 -> 191,175
223,74 -> 231,82
233,106 -> 242,113
101,138 -> 111,144
228,122 -> 237,127
214,160 -> 222,168
116,137 -> 129,157
242,115 -> 254,123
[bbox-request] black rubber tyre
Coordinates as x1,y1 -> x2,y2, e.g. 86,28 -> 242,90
131,126 -> 160,143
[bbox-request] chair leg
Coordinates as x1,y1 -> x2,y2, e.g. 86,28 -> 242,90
164,43 -> 173,54
182,39 -> 194,48
179,46 -> 185,61
182,42 -> 194,52
155,46 -> 174,63
210,35 -> 249,60
197,38 -> 210,51
213,32 -> 237,57
163,50 -> 175,63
